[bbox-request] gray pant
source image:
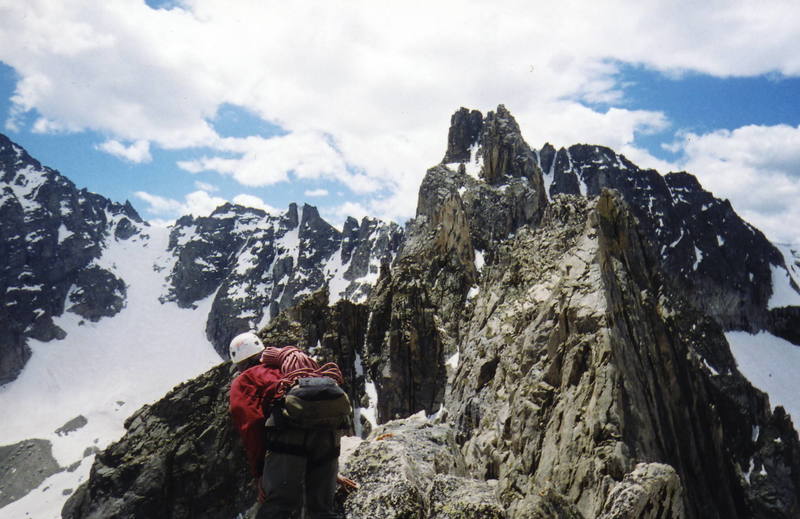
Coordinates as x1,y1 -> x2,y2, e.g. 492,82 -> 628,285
256,428 -> 340,519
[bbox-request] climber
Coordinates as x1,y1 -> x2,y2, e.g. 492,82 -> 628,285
228,332 -> 354,519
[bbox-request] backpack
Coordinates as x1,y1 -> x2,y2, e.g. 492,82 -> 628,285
269,376 -> 353,430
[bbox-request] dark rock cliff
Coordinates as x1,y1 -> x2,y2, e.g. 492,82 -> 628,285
0,134 -> 403,385
256,286 -> 371,432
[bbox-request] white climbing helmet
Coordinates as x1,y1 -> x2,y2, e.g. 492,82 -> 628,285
229,332 -> 265,365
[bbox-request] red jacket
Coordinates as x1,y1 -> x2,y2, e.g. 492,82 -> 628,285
229,364 -> 282,477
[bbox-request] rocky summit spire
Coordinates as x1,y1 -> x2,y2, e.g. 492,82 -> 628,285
442,107 -> 483,164
442,105 -> 547,189
479,104 -> 538,185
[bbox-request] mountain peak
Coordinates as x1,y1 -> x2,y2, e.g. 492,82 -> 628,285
442,107 -> 483,164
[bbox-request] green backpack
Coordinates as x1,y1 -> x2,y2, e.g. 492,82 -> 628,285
274,376 -> 353,430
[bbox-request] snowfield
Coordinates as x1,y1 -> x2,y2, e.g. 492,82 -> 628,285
726,331 -> 800,427
0,226 -> 222,519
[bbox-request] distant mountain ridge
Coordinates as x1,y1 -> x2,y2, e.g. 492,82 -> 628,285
0,133 -> 402,382
163,201 -> 402,356
2,105 -> 799,386
0,134 -> 144,384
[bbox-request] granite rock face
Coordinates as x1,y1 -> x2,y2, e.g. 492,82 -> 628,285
364,105 -> 549,422
0,133 -> 145,384
442,107 -> 483,164
448,191 -> 800,518
343,414 -> 505,519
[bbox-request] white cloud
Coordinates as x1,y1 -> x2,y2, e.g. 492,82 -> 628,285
134,189 -> 281,220
193,180 -> 218,192
134,191 -> 184,215
178,132 -> 349,188
323,201 -> 371,226
304,189 -> 329,197
671,124 -> 800,244
184,190 -> 227,216
232,194 -> 280,214
2,1 -> 800,223
134,189 -> 226,218
97,139 -> 152,163
517,103 -> 670,157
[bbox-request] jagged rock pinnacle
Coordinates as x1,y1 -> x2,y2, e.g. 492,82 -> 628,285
442,107 -> 483,164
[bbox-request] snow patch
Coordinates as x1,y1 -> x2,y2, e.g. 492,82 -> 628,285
703,358 -> 719,376
474,249 -> 485,271
543,149 -> 556,200
0,456 -> 92,519
767,263 -> 800,309
174,224 -> 199,247
464,143 -> 483,178
57,223 -> 74,244
361,381 -> 378,428
233,245 -> 259,276
693,246 -> 703,270
726,331 -> 800,428
668,229 -> 684,249
446,351 -> 460,369
8,165 -> 46,213
323,245 -> 349,305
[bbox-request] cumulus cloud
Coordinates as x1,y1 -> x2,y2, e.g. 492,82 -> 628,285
2,1 -> 800,223
232,194 -> 280,214
97,139 -> 152,163
184,190 -> 227,216
323,201 -> 371,227
177,132 -> 349,187
134,189 -> 282,220
135,189 -> 226,218
304,189 -> 329,197
193,180 -> 218,192
671,124 -> 800,244
133,191 -> 184,215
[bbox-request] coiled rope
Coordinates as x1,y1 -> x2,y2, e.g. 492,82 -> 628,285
261,346 -> 344,398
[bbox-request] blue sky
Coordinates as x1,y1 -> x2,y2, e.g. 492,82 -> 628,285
1,1 -> 799,242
